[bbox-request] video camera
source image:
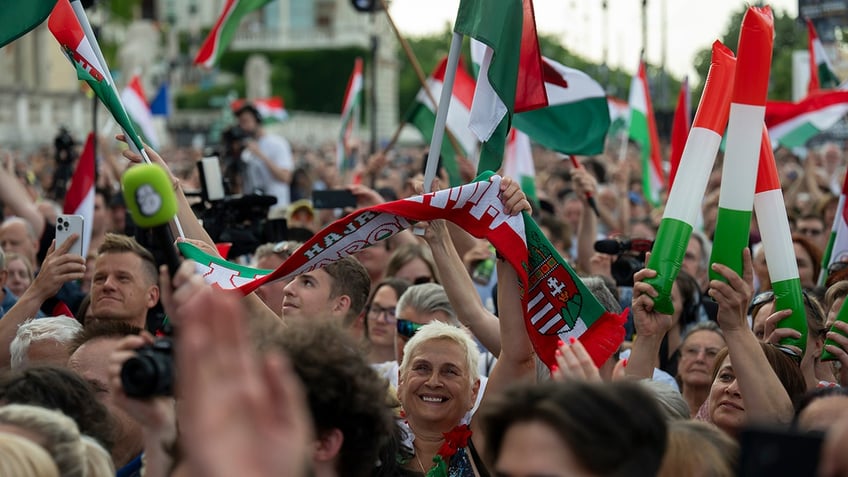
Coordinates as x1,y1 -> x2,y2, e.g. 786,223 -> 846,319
594,237 -> 654,287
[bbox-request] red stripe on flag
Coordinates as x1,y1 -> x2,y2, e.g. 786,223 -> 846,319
194,0 -> 237,66
669,77 -> 690,190
513,0 -> 548,113
807,18 -> 821,94
129,75 -> 149,104
431,57 -> 477,110
765,90 -> 848,128
64,133 -> 95,214
639,61 -> 664,188
755,128 -> 781,194
48,0 -> 85,49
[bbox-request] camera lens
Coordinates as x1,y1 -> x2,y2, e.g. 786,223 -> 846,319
120,352 -> 173,398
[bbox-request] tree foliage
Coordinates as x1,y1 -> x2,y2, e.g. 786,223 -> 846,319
692,6 -> 805,102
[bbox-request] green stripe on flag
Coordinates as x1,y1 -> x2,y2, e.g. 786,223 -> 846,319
771,277 -> 808,354
777,122 -> 820,149
177,242 -> 271,278
819,231 -> 836,286
709,207 -> 752,282
514,97 -> 610,155
644,218 -> 693,315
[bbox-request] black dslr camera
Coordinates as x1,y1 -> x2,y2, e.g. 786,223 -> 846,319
594,237 -> 654,287
120,337 -> 174,398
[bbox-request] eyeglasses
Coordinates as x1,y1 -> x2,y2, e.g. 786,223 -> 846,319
748,291 -> 775,316
748,290 -> 827,336
367,305 -> 397,322
412,276 -> 433,285
828,261 -> 848,276
396,319 -> 423,339
681,346 -> 721,359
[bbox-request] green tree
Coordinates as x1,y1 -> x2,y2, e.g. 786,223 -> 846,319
692,6 -> 804,102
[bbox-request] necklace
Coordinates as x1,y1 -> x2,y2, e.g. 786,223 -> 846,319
415,452 -> 428,475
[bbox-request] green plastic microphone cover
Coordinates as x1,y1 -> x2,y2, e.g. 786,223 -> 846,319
121,164 -> 178,228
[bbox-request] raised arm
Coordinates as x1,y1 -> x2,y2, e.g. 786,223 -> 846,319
571,167 -> 599,275
624,260 -> 673,380
0,238 -> 84,367
424,218 -> 501,355
0,154 -> 45,240
710,248 -> 795,425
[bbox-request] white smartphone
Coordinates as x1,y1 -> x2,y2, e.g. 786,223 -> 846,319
56,214 -> 84,256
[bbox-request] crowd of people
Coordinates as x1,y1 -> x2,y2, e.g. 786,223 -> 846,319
1,107 -> 848,476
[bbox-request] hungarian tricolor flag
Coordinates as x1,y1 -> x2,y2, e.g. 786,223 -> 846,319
230,97 -> 288,123
405,57 -> 478,186
821,168 -> 848,285
513,57 -> 610,156
459,0 -> 548,175
0,2 -> 57,47
180,173 -> 626,368
765,90 -> 848,149
63,132 -> 95,257
338,58 -> 364,171
194,0 -> 275,68
121,74 -> 159,149
628,57 -> 664,207
669,76 -> 691,190
48,0 -> 145,153
806,18 -> 840,93
607,96 -> 630,140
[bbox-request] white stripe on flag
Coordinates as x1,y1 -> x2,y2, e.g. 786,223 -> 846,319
719,104 -> 766,210
664,127 -> 722,223
469,40 -> 508,142
754,189 -> 800,282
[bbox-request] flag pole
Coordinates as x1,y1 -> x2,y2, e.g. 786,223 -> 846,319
69,0 -> 149,162
379,0 -> 465,160
69,0 -> 184,238
423,32 -> 463,193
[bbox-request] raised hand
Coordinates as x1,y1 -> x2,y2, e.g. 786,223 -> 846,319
551,337 -> 602,383
709,248 -> 755,333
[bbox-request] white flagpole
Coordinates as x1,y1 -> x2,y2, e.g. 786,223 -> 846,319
423,32 -> 463,193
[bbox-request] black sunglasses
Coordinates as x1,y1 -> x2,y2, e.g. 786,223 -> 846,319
396,319 -> 423,339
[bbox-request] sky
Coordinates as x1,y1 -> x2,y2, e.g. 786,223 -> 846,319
389,0 -> 798,81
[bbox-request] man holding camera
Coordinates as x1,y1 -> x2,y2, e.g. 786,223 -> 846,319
236,104 -> 294,216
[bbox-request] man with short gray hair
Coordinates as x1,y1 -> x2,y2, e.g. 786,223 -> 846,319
10,316 -> 82,370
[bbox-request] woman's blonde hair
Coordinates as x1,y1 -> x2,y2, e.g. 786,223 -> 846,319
658,420 -> 738,477
399,320 -> 480,385
80,435 -> 115,477
0,404 -> 86,477
0,432 -> 60,477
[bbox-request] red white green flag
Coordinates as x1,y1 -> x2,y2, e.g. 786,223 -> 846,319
194,0 -> 275,68
513,57 -> 610,156
121,74 -> 159,149
405,57 -> 478,186
338,58 -> 364,170
63,132 -> 95,257
181,173 -> 626,368
765,90 -> 848,149
230,97 -> 288,123
806,18 -> 840,93
820,168 -> 848,285
48,0 -> 144,153
459,0 -> 548,175
628,58 -> 664,207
